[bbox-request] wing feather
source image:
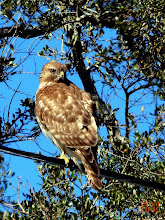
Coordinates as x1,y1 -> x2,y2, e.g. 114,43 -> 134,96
35,82 -> 97,147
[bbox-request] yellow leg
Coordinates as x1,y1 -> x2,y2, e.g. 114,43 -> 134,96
59,151 -> 69,164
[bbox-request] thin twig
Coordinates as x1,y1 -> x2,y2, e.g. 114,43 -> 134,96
7,82 -> 21,122
17,177 -> 26,213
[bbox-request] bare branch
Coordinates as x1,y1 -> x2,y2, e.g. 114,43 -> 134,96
7,82 -> 21,122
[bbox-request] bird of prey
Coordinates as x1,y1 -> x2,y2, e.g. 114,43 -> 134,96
35,61 -> 102,190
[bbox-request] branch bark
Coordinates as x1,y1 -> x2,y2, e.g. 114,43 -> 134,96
0,145 -> 164,192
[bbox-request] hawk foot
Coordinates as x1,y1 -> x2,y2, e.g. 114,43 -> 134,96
59,152 -> 69,164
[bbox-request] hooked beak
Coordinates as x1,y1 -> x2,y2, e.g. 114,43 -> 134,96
59,71 -> 66,80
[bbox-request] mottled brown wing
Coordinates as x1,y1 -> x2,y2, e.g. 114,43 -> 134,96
35,82 -> 97,147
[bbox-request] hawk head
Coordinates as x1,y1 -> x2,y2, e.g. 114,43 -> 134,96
40,62 -> 67,83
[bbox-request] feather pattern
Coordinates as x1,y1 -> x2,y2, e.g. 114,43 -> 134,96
35,62 -> 102,190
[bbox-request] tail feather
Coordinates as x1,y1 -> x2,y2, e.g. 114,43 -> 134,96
79,148 -> 94,163
75,148 -> 102,191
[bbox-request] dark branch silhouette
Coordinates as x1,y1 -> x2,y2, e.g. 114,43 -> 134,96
0,145 -> 164,192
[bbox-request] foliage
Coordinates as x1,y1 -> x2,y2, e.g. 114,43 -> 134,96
0,0 -> 164,219
0,98 -> 37,145
0,155 -> 15,218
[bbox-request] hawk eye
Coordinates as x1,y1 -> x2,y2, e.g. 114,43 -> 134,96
50,68 -> 56,73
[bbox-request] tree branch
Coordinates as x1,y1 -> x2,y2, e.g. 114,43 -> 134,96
0,6 -> 118,41
0,145 -> 164,192
0,14 -> 63,39
125,92 -> 130,139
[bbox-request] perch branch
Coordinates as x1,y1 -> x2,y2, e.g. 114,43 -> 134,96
0,145 -> 164,192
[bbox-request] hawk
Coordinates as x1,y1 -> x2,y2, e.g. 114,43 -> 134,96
35,61 -> 102,190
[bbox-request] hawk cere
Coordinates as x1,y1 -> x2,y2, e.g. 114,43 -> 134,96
35,62 -> 102,190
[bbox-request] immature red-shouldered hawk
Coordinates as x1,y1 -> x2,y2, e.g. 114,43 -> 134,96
35,61 -> 102,190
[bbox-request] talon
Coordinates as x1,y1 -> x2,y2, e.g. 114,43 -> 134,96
59,152 -> 69,164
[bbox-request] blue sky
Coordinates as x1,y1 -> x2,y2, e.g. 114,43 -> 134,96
0,26 -> 164,213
